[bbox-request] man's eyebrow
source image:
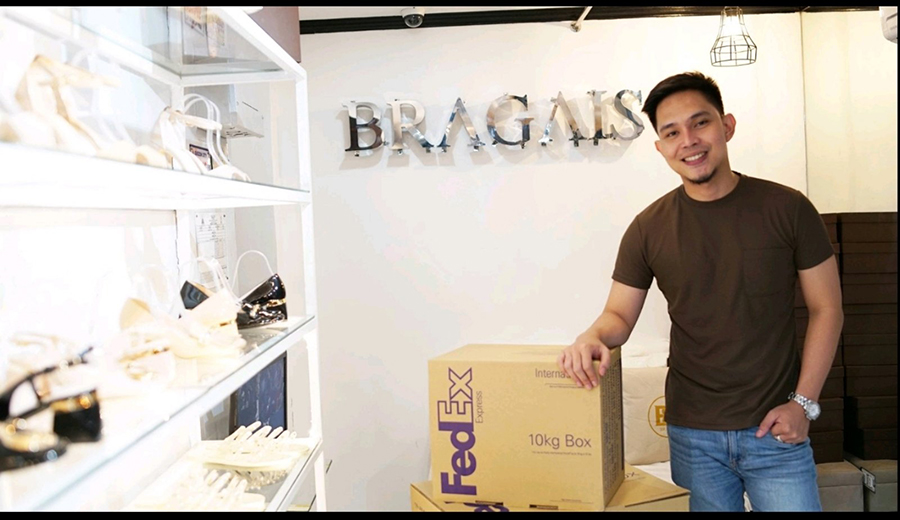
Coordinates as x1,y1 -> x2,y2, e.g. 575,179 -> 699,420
658,111 -> 714,132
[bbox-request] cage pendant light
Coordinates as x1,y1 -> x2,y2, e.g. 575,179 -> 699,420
710,6 -> 758,66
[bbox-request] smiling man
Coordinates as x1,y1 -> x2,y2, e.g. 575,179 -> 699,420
557,72 -> 843,511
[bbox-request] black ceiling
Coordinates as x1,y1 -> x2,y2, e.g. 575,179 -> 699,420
300,6 -> 878,35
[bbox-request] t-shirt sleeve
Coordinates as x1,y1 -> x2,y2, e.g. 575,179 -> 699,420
793,192 -> 835,270
612,217 -> 654,290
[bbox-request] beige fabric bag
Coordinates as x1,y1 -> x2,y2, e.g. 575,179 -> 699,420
623,366 -> 669,465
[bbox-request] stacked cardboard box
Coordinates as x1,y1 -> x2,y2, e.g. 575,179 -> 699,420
839,213 -> 897,461
845,454 -> 898,512
795,213 -> 845,463
816,461 -> 864,512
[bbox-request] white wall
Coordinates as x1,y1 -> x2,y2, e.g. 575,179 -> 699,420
802,10 -> 898,213
301,13 -> 808,511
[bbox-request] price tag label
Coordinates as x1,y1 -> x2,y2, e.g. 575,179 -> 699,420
862,468 -> 876,493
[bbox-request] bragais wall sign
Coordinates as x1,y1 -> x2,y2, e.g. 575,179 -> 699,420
343,89 -> 645,156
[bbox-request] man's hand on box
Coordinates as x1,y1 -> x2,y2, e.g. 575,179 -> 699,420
557,337 -> 611,389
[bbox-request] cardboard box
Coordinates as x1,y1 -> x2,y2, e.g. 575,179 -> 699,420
809,430 -> 844,464
844,396 -> 898,429
841,243 -> 898,274
845,365 -> 898,397
428,344 -> 623,510
841,272 -> 898,304
821,213 -> 839,243
845,455 -> 898,512
843,344 -> 898,366
838,212 -> 897,243
817,461 -> 864,512
845,427 -> 898,460
841,304 -> 898,334
410,465 -> 689,512
843,333 -> 898,347
843,334 -> 897,366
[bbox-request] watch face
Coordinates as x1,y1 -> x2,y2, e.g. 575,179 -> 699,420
808,402 -> 821,420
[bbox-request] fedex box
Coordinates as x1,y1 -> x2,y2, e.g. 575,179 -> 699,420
428,344 -> 624,511
410,465 -> 689,512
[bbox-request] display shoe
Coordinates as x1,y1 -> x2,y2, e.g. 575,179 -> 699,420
151,106 -> 222,174
175,290 -> 246,359
14,55 -> 97,156
0,91 -> 58,149
65,49 -> 169,168
117,293 -> 242,364
12,54 -> 168,166
52,70 -> 169,168
98,299 -> 178,399
180,279 -> 214,311
181,275 -> 286,330
230,250 -> 288,330
236,274 -> 287,329
169,257 -> 246,359
0,419 -> 69,473
4,333 -> 100,410
183,93 -> 252,181
189,422 -> 310,489
0,343 -> 102,443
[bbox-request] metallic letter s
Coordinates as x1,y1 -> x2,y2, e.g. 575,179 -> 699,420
610,90 -> 645,141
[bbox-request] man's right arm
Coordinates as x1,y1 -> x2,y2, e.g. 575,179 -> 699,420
557,281 -> 648,389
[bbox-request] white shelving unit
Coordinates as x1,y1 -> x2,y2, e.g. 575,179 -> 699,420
0,7 -> 325,511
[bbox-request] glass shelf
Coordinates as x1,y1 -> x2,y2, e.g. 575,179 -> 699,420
0,143 -> 310,210
0,315 -> 316,511
0,7 -> 305,84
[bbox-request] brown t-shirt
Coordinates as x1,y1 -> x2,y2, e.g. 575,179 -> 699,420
613,173 -> 835,430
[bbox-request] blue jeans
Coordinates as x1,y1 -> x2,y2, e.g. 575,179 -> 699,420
668,424 -> 822,512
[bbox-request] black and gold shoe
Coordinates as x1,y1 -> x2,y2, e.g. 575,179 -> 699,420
0,420 -> 69,472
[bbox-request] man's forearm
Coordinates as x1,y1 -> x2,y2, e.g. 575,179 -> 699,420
796,306 -> 844,401
579,311 -> 633,349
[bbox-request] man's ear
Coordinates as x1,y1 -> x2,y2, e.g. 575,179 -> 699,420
723,113 -> 736,142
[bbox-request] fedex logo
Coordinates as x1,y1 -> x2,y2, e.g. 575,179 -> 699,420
466,503 -> 510,512
437,367 -> 477,495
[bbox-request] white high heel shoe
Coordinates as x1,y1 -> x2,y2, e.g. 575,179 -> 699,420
61,49 -> 170,168
183,93 -> 252,182
117,263 -> 245,363
173,257 -> 246,359
151,106 -> 224,174
13,55 -> 97,156
0,91 -> 57,150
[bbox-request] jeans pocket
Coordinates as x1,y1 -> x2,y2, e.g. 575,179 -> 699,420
765,431 -> 810,449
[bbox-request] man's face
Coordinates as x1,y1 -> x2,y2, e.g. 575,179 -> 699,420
653,90 -> 736,186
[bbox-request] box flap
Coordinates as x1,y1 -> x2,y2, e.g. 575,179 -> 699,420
842,242 -> 898,254
845,455 -> 899,484
605,465 -> 689,509
843,333 -> 898,346
848,396 -> 897,409
430,344 -> 570,364
839,212 -> 898,223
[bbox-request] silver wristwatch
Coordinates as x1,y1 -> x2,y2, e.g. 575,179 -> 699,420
788,392 -> 821,421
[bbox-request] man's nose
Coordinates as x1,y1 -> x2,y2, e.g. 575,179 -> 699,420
680,128 -> 700,148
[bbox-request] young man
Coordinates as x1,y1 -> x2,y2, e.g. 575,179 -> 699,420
557,72 -> 843,512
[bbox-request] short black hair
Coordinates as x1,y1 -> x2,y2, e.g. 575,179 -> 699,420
642,72 -> 725,133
